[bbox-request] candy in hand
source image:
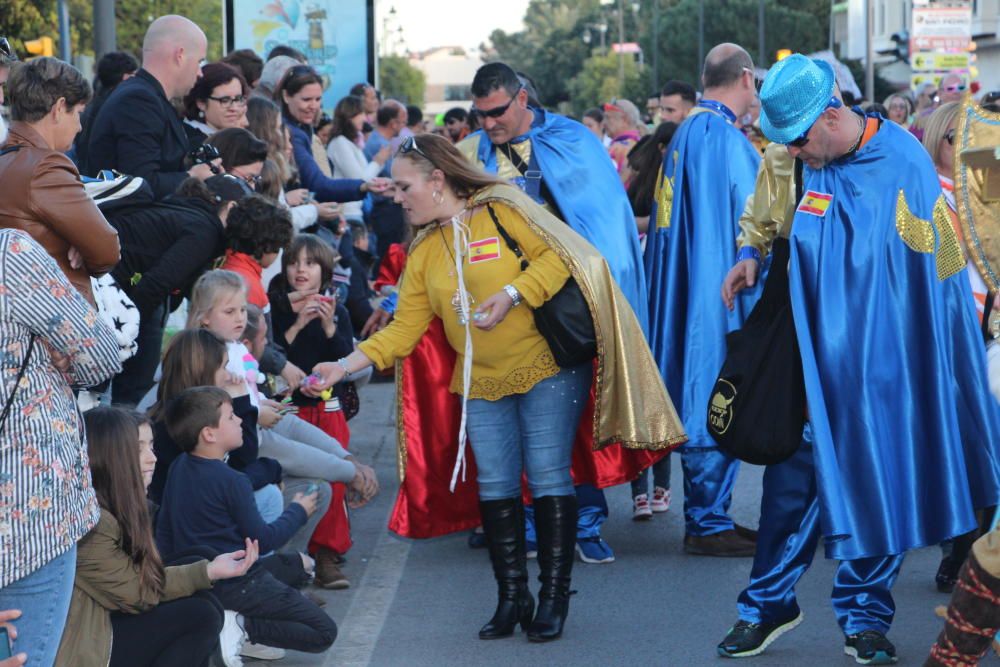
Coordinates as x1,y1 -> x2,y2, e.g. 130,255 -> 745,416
302,374 -> 323,388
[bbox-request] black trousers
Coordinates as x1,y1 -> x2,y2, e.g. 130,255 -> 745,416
211,561 -> 336,653
109,590 -> 223,667
112,302 -> 165,406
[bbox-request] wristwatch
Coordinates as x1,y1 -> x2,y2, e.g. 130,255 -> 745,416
503,284 -> 522,307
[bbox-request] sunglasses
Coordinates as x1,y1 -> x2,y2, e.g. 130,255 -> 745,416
471,84 -> 523,120
786,96 -> 844,148
943,84 -> 967,93
398,135 -> 432,162
208,94 -> 247,108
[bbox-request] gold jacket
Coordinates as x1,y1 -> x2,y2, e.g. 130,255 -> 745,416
736,143 -> 797,260
410,183 -> 687,451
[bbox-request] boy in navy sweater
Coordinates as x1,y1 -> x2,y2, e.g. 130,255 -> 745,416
156,386 -> 337,655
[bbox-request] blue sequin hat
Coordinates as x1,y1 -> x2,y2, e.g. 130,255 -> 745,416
759,54 -> 837,144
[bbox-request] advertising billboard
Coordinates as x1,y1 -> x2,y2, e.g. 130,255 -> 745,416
226,0 -> 374,109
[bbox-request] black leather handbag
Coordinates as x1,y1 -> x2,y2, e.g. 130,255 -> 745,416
487,204 -> 597,368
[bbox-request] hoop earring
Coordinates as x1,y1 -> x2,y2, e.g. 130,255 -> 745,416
432,190 -> 444,205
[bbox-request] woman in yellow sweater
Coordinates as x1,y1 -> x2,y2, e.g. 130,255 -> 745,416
307,133 -> 685,642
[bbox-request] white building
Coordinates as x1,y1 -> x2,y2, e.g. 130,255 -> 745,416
408,46 -> 484,115
833,0 -> 1000,96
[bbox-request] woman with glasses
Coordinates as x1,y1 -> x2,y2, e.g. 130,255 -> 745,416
882,93 -> 912,127
304,133 -> 683,642
205,127 -> 267,192
920,100 -> 998,595
182,62 -> 249,148
276,65 -> 389,206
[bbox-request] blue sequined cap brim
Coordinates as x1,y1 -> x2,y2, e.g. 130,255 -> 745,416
760,56 -> 836,144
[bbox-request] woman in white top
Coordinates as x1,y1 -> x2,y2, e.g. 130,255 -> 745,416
326,95 -> 392,221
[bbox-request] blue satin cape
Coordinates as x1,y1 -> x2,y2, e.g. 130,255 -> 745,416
466,111 -> 649,333
789,120 -> 1000,560
644,109 -> 762,445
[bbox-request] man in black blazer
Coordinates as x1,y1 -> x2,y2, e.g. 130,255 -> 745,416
85,15 -> 216,198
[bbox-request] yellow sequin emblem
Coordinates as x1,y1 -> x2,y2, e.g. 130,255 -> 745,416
895,189 -> 934,254
656,151 -> 678,229
931,195 -> 966,281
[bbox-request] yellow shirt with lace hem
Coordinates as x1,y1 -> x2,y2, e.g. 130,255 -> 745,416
357,201 -> 571,400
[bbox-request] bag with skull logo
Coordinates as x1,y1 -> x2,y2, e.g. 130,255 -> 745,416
707,237 -> 805,465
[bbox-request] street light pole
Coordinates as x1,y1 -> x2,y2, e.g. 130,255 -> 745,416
617,0 -> 626,92
758,0 -> 765,67
698,0 -> 705,72
653,0 -> 659,90
93,0 -> 116,60
865,0 -> 874,101
58,0 -> 71,62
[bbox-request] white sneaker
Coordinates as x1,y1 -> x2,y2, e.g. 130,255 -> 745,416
632,494 -> 653,521
240,642 -> 287,660
651,487 -> 672,513
219,610 -> 246,667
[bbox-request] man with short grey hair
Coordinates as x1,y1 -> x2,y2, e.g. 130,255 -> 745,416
365,100 -> 408,262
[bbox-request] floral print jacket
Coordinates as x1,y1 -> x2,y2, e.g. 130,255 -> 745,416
0,229 -> 121,586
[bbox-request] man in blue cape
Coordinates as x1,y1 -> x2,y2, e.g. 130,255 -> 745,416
458,62 -> 651,566
645,43 -> 762,557
716,54 -> 1000,665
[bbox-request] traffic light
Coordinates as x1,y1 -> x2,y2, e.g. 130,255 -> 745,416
890,31 -> 909,64
24,37 -> 54,59
775,49 -> 792,62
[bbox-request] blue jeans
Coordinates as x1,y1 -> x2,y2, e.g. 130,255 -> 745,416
630,454 -> 672,497
0,546 -> 77,666
466,364 -> 591,501
255,484 -> 284,523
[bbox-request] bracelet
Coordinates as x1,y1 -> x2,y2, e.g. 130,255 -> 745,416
735,246 -> 762,265
503,284 -> 522,307
336,358 -> 351,375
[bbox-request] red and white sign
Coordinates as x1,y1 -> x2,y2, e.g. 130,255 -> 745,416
911,3 -> 972,53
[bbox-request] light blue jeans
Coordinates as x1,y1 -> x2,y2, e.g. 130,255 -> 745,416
466,364 -> 591,501
0,546 -> 77,666
255,484 -> 284,523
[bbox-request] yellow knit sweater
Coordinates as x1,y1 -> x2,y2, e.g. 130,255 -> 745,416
358,201 -> 570,400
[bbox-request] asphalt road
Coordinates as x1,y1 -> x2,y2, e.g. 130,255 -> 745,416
253,382 -> 959,667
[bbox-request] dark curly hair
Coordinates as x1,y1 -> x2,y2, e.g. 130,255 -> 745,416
224,194 -> 293,260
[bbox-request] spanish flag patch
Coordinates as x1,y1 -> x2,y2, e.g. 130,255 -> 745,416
797,190 -> 832,217
468,237 -> 501,263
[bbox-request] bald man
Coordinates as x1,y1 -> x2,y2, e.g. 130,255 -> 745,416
84,14 -> 214,197
645,43 -> 762,557
85,15 -> 215,407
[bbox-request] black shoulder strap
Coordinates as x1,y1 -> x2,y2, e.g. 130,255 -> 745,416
496,142 -> 560,217
485,203 -> 529,271
0,334 -> 35,437
0,146 -> 22,158
794,157 -> 804,203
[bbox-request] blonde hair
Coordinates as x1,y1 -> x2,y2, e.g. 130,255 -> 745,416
922,102 -> 960,169
185,270 -> 248,330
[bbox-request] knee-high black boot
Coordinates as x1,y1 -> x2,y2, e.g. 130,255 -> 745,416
528,494 -> 577,642
479,498 -> 534,639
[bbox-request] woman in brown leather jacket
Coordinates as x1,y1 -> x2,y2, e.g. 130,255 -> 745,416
0,57 -> 120,305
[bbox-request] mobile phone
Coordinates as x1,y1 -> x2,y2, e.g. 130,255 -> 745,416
0,626 -> 12,659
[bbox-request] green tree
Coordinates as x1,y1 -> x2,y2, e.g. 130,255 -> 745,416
0,0 -> 223,63
379,55 -> 425,106
569,52 -> 649,115
487,0 -> 604,108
